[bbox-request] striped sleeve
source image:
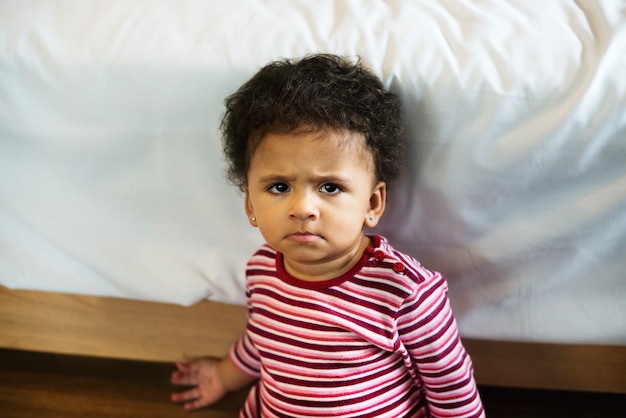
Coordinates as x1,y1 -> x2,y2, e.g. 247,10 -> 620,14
229,250 -> 269,379
230,330 -> 262,378
397,272 -> 485,418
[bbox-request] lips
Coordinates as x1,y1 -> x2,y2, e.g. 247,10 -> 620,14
287,231 -> 321,243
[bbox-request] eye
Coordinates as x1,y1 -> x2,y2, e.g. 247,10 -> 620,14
320,183 -> 341,194
268,183 -> 290,193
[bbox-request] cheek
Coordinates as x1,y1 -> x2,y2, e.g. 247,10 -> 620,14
247,192 -> 270,212
329,204 -> 368,225
254,217 -> 275,239
255,205 -> 284,231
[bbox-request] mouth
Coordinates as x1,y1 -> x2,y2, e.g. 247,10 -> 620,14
286,231 -> 322,243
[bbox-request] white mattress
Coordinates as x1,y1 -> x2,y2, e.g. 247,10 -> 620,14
1,0 -> 625,345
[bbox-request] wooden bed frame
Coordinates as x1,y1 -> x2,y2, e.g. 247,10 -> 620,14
1,285 -> 624,394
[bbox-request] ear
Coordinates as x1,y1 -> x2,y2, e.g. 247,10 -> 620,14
364,181 -> 386,228
244,187 -> 258,227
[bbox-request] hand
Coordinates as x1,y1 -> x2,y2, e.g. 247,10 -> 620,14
170,358 -> 228,411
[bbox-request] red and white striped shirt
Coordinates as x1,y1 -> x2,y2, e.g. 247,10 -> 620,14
230,235 -> 484,417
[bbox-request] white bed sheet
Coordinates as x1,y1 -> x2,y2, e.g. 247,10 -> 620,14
1,0 -> 625,345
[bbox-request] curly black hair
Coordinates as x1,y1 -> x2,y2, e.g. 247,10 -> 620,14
220,53 -> 404,190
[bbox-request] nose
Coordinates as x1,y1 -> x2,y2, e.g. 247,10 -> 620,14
288,189 -> 319,221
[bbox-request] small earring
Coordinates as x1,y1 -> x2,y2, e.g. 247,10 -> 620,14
251,217 -> 256,222
369,217 -> 373,222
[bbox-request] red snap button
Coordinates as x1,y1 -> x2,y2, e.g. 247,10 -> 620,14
374,250 -> 385,261
393,262 -> 405,273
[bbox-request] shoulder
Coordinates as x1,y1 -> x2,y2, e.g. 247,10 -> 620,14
245,243 -> 277,272
363,235 -> 447,298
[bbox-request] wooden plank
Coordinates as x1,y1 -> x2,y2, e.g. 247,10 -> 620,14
1,286 -> 625,393
0,348 -> 245,417
0,286 -> 247,362
464,338 -> 626,394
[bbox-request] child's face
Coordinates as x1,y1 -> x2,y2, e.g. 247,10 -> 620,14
244,129 -> 386,282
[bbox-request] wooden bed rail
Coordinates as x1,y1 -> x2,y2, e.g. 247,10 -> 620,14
1,286 -> 624,394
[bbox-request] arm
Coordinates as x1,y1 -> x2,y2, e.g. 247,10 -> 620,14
399,274 -> 485,418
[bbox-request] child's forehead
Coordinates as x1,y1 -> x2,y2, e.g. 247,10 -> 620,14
270,131 -> 371,165
253,130 -> 376,174
257,128 -> 368,153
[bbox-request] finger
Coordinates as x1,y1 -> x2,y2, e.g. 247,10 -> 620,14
170,373 -> 199,386
184,397 -> 213,411
171,387 -> 200,403
175,361 -> 191,373
171,363 -> 199,385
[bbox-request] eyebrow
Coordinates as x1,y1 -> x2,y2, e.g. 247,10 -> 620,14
257,174 -> 352,185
